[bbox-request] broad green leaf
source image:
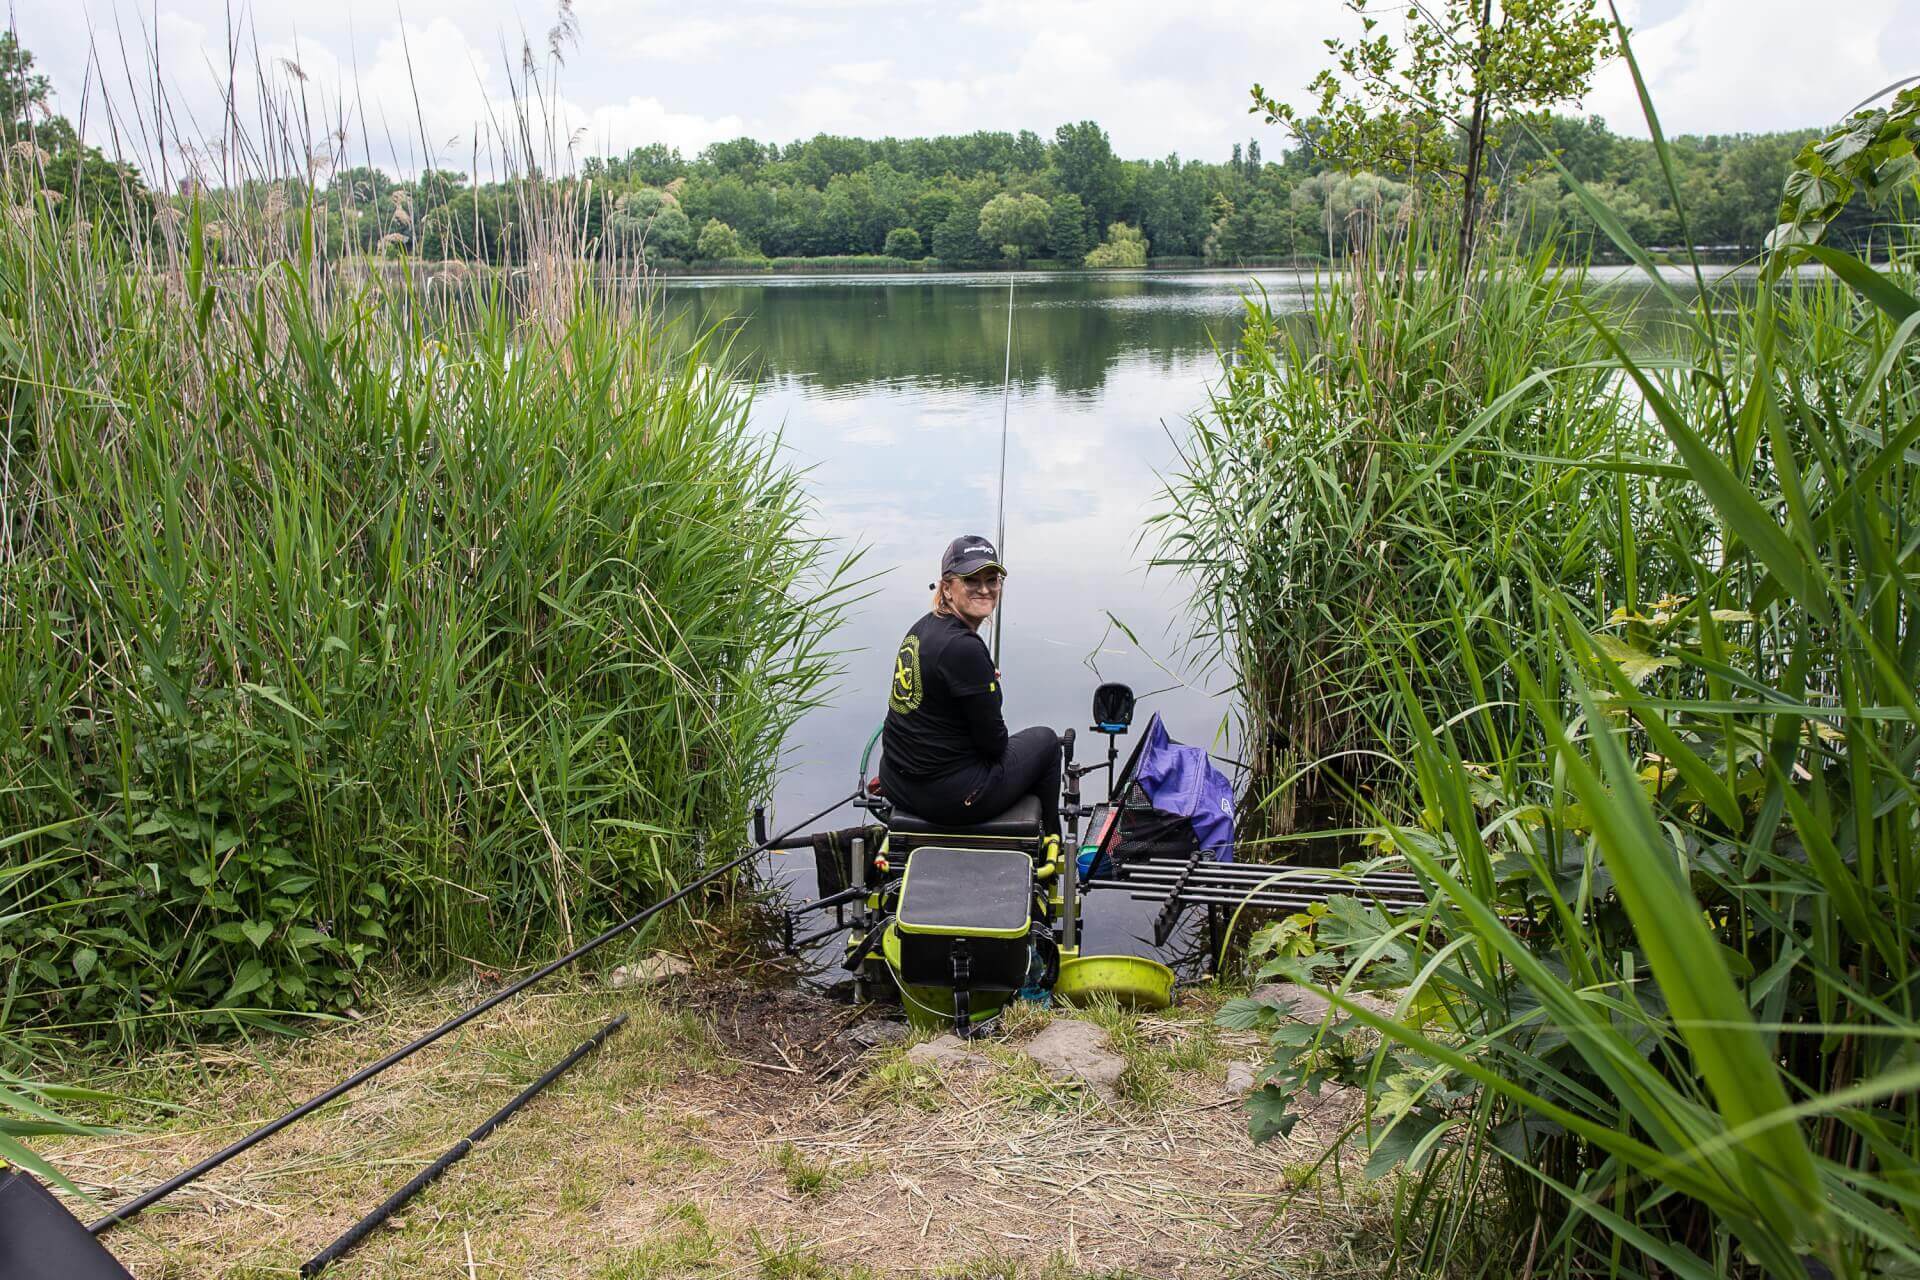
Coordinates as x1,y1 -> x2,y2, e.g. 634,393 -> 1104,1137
1589,632 -> 1679,686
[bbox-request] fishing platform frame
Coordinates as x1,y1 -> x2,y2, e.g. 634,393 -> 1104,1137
775,680 -> 1434,1027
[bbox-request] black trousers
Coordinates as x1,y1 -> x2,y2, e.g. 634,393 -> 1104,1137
880,726 -> 1061,838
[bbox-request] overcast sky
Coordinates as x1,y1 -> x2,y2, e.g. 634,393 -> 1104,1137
14,0 -> 1918,180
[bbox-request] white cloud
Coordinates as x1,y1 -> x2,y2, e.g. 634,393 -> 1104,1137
829,60 -> 895,86
632,18 -> 752,61
630,14 -> 820,62
1588,0 -> 1905,136
783,84 -> 872,136
571,95 -> 748,158
18,0 -> 1902,181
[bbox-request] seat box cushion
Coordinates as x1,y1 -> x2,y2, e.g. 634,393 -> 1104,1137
887,794 -> 1042,841
897,846 -> 1032,937
895,847 -> 1032,992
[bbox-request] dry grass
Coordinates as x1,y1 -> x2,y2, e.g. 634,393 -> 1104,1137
43,967 -> 1391,1279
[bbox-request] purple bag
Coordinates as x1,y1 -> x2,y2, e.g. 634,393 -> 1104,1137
1134,713 -> 1235,862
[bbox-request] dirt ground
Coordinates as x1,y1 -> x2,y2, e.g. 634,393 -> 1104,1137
39,960 -> 1391,1279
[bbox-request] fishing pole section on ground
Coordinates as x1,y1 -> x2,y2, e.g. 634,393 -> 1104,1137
0,793 -> 860,1280
298,1013 -> 629,1277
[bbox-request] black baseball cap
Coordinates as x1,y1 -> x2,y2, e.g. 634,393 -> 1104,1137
941,534 -> 1006,578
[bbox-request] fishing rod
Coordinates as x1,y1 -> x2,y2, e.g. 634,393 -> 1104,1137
299,1013 -> 629,1277
84,790 -> 859,1236
992,271 -> 1014,668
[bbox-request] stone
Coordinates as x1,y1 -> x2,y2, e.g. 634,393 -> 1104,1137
845,1019 -> 910,1050
1022,1019 -> 1126,1100
905,1033 -> 989,1071
1251,983 -> 1331,1023
1251,983 -> 1397,1023
605,953 -> 693,988
1224,1061 -> 1257,1098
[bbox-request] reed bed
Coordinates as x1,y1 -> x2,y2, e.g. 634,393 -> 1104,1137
1154,221 -> 1693,842
1161,64 -> 1920,1280
0,9 -> 853,1120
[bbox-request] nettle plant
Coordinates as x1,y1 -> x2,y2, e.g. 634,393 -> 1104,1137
1219,895 -> 1483,1176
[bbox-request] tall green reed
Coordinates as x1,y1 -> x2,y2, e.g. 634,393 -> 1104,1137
1174,46 -> 1920,1278
1153,217 -> 1692,843
0,18 -> 853,1072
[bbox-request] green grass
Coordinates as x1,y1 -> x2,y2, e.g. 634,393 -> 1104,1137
1074,997 -> 1230,1108
596,1202 -> 722,1278
771,1141 -> 848,1197
746,1229 -> 877,1280
0,27 -> 858,1187
930,1252 -> 1149,1279
852,1046 -> 945,1111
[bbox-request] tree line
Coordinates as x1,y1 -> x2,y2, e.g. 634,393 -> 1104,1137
0,31 -> 1881,269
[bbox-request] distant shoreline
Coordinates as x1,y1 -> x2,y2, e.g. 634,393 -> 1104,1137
346,249 -> 1775,288
643,255 -> 1322,277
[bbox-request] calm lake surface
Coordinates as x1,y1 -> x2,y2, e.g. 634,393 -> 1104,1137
662,264 -> 1706,960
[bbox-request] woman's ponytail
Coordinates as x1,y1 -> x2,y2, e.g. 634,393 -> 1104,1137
930,576 -> 957,617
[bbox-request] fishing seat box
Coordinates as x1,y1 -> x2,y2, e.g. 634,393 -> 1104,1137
886,794 -> 1044,856
895,846 -> 1033,991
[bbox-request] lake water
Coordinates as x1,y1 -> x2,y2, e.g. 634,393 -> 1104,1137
662,264 -> 1709,960
663,267 -> 1298,960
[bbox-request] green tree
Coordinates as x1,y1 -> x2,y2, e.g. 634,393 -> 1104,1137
977,191 -> 1051,261
696,217 -> 746,260
883,226 -> 924,259
763,183 -> 829,256
1135,156 -> 1212,257
414,169 -> 465,209
1051,121 -> 1123,228
1083,221 -> 1148,268
1287,170 -> 1411,257
700,137 -> 772,176
419,188 -> 505,260
914,186 -> 959,249
1047,193 -> 1092,262
1205,192 -> 1294,261
681,173 -> 775,249
784,134 -> 874,189
610,187 -> 693,259
927,182 -> 998,264
1,36 -> 145,225
1011,129 -> 1048,173
931,205 -> 984,262
1255,0 -> 1611,266
0,32 -> 50,134
820,165 -> 911,254
612,142 -> 686,186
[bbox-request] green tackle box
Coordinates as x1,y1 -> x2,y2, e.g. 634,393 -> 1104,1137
895,846 -> 1032,992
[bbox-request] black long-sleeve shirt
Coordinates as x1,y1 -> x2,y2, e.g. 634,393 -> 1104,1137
881,612 -> 1007,779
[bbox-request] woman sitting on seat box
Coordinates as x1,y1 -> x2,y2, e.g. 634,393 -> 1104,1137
878,535 -> 1061,839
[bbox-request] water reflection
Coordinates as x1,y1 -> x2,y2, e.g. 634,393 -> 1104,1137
666,271 -> 1319,398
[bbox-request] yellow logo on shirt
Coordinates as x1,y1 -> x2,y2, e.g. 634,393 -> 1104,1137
889,634 -> 923,714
